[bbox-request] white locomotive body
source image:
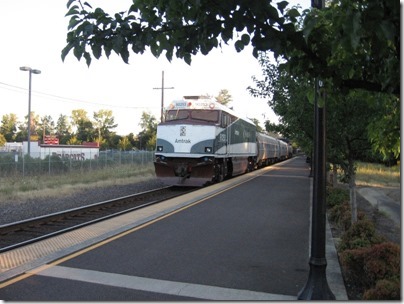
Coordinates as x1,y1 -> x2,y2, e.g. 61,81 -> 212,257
154,96 -> 257,186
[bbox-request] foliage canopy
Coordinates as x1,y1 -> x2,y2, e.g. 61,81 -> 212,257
63,0 -> 399,96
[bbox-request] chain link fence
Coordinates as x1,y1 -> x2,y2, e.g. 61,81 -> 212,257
0,150 -> 155,177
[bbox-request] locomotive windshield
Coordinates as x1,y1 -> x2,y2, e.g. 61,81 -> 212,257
165,109 -> 219,123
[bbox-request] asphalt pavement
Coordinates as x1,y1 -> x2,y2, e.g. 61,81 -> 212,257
0,156 -> 348,300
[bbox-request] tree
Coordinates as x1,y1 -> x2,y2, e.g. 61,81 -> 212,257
249,118 -> 263,133
215,89 -> 232,106
118,136 -> 132,151
367,94 -> 400,162
93,109 -> 118,145
71,109 -> 95,142
67,135 -> 80,145
0,133 -> 6,147
249,55 -> 398,224
62,0 -> 399,96
56,114 -> 72,144
138,111 -> 157,150
0,113 -> 18,142
14,111 -> 40,142
249,55 -> 314,153
38,115 -> 56,141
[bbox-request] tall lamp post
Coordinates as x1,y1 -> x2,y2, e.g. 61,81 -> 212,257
20,66 -> 41,157
298,0 -> 335,300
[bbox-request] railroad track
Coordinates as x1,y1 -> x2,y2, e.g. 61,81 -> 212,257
0,186 -> 196,253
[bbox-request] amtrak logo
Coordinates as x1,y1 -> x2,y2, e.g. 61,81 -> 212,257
180,126 -> 186,136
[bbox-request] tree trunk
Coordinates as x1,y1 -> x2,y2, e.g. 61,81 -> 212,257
348,158 -> 357,223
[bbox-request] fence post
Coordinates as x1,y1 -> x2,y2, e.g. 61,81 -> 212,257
48,148 -> 51,175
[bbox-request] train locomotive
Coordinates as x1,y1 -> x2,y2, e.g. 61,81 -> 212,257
154,96 -> 292,186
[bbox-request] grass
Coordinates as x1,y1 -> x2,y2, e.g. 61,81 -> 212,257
0,164 -> 156,204
355,162 -> 400,188
0,160 -> 400,204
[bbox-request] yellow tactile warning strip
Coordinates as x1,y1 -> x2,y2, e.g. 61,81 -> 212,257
0,163 -> 279,284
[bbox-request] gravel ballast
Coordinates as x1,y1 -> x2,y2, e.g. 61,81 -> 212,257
0,179 -> 165,225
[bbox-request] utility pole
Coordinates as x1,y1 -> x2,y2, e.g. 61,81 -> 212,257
20,66 -> 41,157
153,71 -> 174,122
298,0 -> 335,300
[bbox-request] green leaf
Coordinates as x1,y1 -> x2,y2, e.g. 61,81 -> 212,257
120,44 -> 129,63
306,89 -> 315,105
303,16 -> 316,44
73,43 -> 84,61
277,1 -> 289,14
91,43 -> 102,59
65,5 -> 79,17
165,48 -> 173,62
184,53 -> 192,65
66,0 -> 76,9
94,7 -> 106,18
68,16 -> 81,30
83,2 -> 93,9
235,40 -> 244,52
84,52 -> 92,66
112,36 -> 123,54
267,5 -> 279,20
241,33 -> 250,45
61,42 -> 74,61
286,8 -> 300,19
104,43 -> 112,58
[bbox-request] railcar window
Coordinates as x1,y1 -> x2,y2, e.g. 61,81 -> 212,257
191,110 -> 219,122
166,110 -> 189,121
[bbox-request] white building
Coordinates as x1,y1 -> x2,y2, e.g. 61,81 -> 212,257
0,142 -> 23,153
23,141 -> 99,160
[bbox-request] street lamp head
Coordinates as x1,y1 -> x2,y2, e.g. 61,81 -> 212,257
19,66 -> 41,74
20,66 -> 31,71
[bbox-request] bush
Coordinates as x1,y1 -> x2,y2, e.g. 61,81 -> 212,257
340,242 -> 400,298
329,202 -> 351,230
326,186 -> 349,208
338,219 -> 384,251
363,279 -> 400,300
362,242 -> 400,286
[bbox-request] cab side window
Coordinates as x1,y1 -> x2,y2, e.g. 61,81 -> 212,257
221,113 -> 229,128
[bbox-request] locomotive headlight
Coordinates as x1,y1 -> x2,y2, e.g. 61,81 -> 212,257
155,155 -> 166,162
205,147 -> 213,153
157,146 -> 163,152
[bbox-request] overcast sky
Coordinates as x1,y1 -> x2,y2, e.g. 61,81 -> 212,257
0,0 -> 310,135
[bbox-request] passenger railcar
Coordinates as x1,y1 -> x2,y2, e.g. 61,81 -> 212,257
154,96 -> 258,186
255,133 -> 280,167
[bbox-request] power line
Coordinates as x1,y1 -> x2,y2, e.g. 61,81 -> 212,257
0,81 -> 157,110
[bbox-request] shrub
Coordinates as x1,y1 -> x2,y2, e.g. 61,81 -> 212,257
362,242 -> 400,286
329,202 -> 351,230
326,186 -> 349,208
338,219 -> 384,251
340,242 -> 400,294
363,279 -> 401,300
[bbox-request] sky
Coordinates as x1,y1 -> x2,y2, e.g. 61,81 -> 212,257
0,0 -> 311,136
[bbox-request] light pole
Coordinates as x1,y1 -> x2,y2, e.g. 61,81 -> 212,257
298,0 -> 335,299
20,66 -> 41,157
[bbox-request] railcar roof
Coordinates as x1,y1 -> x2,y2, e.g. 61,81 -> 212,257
166,96 -> 254,125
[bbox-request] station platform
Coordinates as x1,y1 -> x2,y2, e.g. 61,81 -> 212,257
0,156 -> 348,300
